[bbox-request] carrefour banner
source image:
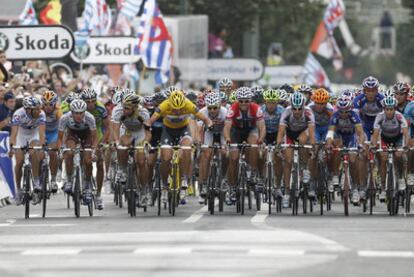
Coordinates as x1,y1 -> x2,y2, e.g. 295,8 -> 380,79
0,132 -> 14,203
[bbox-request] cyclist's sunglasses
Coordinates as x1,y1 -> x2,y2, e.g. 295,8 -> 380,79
207,106 -> 219,110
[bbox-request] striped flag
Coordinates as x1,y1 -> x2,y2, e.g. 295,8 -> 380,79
119,0 -> 143,19
19,0 -> 38,25
135,0 -> 172,84
323,0 -> 345,34
302,53 -> 331,89
78,0 -> 112,36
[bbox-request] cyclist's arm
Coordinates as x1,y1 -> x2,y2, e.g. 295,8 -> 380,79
402,127 -> 409,147
276,124 -> 286,145
308,124 -> 316,145
195,112 -> 212,128
223,120 -> 232,143
326,126 -> 335,146
102,117 -> 111,143
256,119 -> 266,144
146,112 -> 161,126
56,130 -> 64,149
370,129 -> 380,148
91,129 -> 98,149
355,124 -> 365,145
112,122 -> 121,145
188,118 -> 199,144
38,124 -> 46,146
10,125 -> 17,146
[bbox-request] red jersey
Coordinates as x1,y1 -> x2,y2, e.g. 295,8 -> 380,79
226,102 -> 264,129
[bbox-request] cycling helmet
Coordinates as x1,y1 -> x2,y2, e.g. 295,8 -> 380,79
279,83 -> 294,95
251,86 -> 264,103
236,87 -> 252,100
143,95 -> 154,109
123,93 -> 141,107
65,92 -> 77,104
23,96 -> 42,109
362,76 -> 379,89
219,91 -> 227,103
341,88 -> 355,100
185,90 -> 198,105
392,82 -> 410,94
152,92 -> 167,106
297,84 -> 313,95
70,99 -> 87,113
279,89 -> 289,101
165,86 -> 179,97
290,91 -> 305,108
382,96 -> 397,108
382,89 -> 394,98
112,91 -> 123,105
312,88 -> 330,104
228,90 -> 237,104
42,90 -> 58,105
218,77 -> 233,90
205,91 -> 221,107
336,96 -> 353,111
120,88 -> 135,98
169,90 -> 186,109
263,89 -> 280,102
81,88 -> 97,100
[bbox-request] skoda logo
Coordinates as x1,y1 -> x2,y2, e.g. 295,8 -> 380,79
73,43 -> 91,60
0,32 -> 9,51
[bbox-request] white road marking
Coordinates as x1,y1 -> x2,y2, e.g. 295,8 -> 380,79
2,224 -> 77,228
249,249 -> 306,256
182,201 -> 217,223
21,248 -> 81,255
134,247 -> 192,255
251,203 -> 269,224
358,250 -> 414,258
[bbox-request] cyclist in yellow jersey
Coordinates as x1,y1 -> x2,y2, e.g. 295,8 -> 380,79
145,90 -> 213,203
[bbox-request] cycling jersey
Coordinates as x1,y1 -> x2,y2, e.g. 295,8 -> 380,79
88,101 -> 108,140
403,101 -> 414,137
112,106 -> 150,132
226,102 -> 264,129
308,103 -> 333,142
373,111 -> 407,139
44,106 -> 62,132
58,111 -> 96,132
199,106 -> 227,133
260,104 -> 284,134
353,93 -> 384,139
155,98 -> 199,129
12,107 -> 46,130
61,101 -> 70,114
329,110 -> 362,147
279,106 -> 315,133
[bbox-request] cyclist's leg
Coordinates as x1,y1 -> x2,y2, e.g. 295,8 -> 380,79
179,128 -> 193,187
95,148 -> 104,194
14,150 -> 24,190
160,127 -> 173,185
29,139 -> 44,187
63,138 -> 76,191
247,129 -> 260,181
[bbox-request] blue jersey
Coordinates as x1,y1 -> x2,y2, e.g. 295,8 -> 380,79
260,104 -> 284,134
403,101 -> 414,137
329,110 -> 361,137
353,93 -> 384,127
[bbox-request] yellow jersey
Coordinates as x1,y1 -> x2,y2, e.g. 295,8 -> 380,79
154,98 -> 200,129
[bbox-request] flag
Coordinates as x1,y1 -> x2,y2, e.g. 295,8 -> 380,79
119,0 -> 143,19
323,0 -> 345,34
302,53 -> 331,89
40,0 -> 62,25
309,0 -> 345,70
19,0 -> 38,25
135,0 -> 173,84
78,0 -> 112,36
0,132 -> 15,203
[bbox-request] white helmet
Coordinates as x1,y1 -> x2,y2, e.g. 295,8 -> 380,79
236,87 -> 252,100
70,99 -> 87,113
205,92 -> 221,106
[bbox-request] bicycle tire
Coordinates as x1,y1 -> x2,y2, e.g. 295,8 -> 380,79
267,163 -> 272,215
118,183 -> 123,208
74,167 -> 81,218
88,194 -> 94,216
128,164 -> 136,217
24,165 -> 31,219
303,183 -> 308,214
240,163 -> 246,215
291,163 -> 298,216
155,163 -> 162,216
344,164 -> 350,216
406,186 -> 412,213
171,163 -> 178,216
386,165 -> 394,216
41,163 -> 49,218
208,163 -> 217,215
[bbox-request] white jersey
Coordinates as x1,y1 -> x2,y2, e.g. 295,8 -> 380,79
112,105 -> 150,132
12,107 -> 46,130
111,104 -> 123,122
198,106 -> 227,133
58,111 -> 97,132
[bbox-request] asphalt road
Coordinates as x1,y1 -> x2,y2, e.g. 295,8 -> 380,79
1,190 -> 414,277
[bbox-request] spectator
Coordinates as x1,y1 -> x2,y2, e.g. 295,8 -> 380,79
208,27 -> 229,58
0,85 -> 6,104
0,50 -> 8,83
0,92 -> 16,133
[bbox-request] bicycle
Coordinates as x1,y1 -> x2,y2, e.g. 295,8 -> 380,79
280,143 -> 313,216
61,145 -> 94,218
315,142 -> 330,215
12,144 -> 43,219
201,143 -> 225,215
334,147 -> 359,216
366,147 -> 378,215
264,145 -> 280,214
39,147 -> 58,218
150,145 -> 162,216
160,145 -> 192,216
375,146 -> 407,216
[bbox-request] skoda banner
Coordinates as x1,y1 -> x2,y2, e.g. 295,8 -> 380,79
0,25 -> 74,60
71,36 -> 141,64
0,132 -> 14,206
